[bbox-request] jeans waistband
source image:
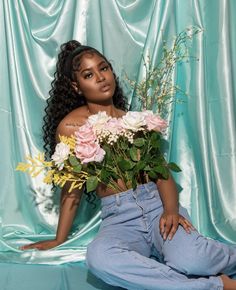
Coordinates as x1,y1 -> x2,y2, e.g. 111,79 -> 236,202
101,182 -> 158,207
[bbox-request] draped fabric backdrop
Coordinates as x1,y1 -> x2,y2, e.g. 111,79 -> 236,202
0,0 -> 235,277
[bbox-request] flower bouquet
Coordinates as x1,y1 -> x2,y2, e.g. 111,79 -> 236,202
16,111 -> 181,193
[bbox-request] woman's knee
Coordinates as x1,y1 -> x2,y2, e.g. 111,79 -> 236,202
169,254 -> 215,275
163,233 -> 222,275
86,238 -> 107,271
86,237 -> 118,273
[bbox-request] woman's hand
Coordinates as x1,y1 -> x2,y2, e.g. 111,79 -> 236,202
159,211 -> 194,241
20,239 -> 61,251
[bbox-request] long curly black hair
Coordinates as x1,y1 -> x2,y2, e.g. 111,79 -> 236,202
43,40 -> 128,160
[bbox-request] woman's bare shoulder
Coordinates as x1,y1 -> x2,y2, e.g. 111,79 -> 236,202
56,106 -> 88,142
117,109 -> 127,117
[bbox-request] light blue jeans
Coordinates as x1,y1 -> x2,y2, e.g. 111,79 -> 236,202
86,182 -> 236,290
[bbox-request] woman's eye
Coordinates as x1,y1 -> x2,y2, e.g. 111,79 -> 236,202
84,73 -> 93,79
101,66 -> 109,71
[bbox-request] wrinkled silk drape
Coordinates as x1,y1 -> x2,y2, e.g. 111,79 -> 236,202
0,0 -> 235,267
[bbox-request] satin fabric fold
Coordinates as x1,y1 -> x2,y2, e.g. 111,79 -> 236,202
1,0 -> 236,266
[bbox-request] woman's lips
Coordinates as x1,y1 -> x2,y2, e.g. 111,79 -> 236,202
100,84 -> 110,92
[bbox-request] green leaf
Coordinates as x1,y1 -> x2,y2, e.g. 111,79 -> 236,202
130,147 -> 139,161
133,138 -> 145,147
135,160 -> 146,171
73,165 -> 82,173
110,170 -> 119,180
153,165 -> 169,179
141,152 -> 153,164
148,171 -> 158,179
162,167 -> 169,179
150,132 -> 161,148
118,159 -> 135,171
69,156 -> 80,167
100,169 -> 111,183
168,162 -> 182,172
103,145 -> 114,167
86,176 -> 98,192
103,144 -> 111,158
153,165 -> 165,174
132,177 -> 137,190
120,141 -> 128,150
144,165 -> 152,171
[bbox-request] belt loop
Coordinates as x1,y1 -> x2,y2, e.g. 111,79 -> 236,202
131,189 -> 137,200
116,194 -> 121,206
144,182 -> 149,193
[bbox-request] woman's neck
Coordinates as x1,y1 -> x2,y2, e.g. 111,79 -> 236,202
87,103 -> 120,118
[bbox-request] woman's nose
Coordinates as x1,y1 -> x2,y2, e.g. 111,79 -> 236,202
96,72 -> 105,82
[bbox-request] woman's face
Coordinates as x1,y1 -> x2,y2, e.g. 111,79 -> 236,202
73,52 -> 116,105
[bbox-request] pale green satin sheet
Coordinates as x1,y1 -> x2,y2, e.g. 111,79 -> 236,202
0,0 -> 236,266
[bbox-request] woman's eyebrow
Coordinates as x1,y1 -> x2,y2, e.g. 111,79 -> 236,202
79,60 -> 107,74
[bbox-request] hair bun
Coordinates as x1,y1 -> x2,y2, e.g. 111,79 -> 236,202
60,40 -> 81,53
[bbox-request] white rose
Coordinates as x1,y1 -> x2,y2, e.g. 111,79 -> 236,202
51,142 -> 70,170
88,111 -> 111,131
121,111 -> 146,132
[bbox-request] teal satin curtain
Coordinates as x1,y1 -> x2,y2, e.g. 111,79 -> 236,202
0,0 -> 235,266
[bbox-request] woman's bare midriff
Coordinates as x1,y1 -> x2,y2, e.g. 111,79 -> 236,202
96,179 -> 132,198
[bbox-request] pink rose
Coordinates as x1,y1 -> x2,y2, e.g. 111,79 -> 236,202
75,123 -> 96,143
107,118 -> 123,134
75,142 -> 105,164
145,114 -> 168,132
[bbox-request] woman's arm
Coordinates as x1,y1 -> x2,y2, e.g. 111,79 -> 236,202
21,120 -> 84,251
157,174 -> 194,241
55,183 -> 82,244
21,184 -> 82,250
157,174 -> 179,213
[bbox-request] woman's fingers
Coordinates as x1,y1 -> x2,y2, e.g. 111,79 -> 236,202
163,217 -> 172,240
179,216 -> 195,233
20,240 -> 60,251
20,243 -> 39,250
160,215 -> 179,240
159,216 -> 166,237
180,219 -> 191,233
166,217 -> 179,240
160,214 -> 195,241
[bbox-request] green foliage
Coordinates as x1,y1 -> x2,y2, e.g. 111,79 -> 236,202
86,176 -> 99,193
168,162 -> 182,172
98,130 -> 180,190
133,138 -> 146,147
69,155 -> 80,166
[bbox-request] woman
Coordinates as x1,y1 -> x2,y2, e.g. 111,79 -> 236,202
22,40 -> 236,290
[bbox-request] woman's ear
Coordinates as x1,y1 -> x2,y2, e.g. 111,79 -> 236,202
71,81 -> 82,94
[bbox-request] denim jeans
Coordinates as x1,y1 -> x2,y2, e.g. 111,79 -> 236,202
86,182 -> 236,290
